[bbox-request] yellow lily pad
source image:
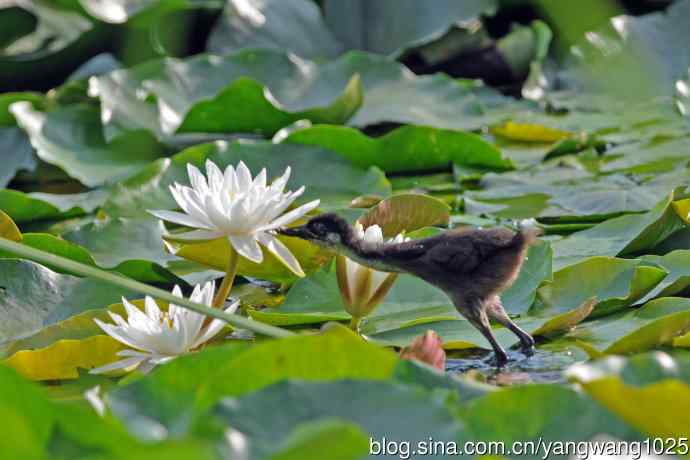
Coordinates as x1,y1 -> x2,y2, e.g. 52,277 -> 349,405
491,121 -> 571,143
672,198 -> 690,224
0,210 -> 21,242
5,335 -> 126,381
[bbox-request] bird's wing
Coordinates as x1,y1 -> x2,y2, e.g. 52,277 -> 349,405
424,238 -> 481,273
381,236 -> 481,273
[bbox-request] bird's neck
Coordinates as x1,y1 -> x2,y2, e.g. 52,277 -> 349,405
335,235 -> 402,272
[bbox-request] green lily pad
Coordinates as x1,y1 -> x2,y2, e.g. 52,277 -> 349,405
283,124 -> 513,173
105,326 -> 398,438
214,379 -> 463,460
636,250 -> 690,304
0,259 -> 137,344
567,298 -> 690,355
0,188 -> 108,223
78,0 -> 222,24
11,102 -> 167,187
323,0 -> 497,56
369,297 -> 596,350
551,191 -> 688,270
0,229 -> 185,285
537,257 -> 667,318
208,0 -> 343,59
567,352 -> 690,439
90,49 -> 363,139
461,383 -> 639,443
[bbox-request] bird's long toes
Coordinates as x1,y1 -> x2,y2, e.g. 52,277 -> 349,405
521,344 -> 536,357
487,351 -> 509,368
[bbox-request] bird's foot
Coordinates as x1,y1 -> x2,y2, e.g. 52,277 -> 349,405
521,344 -> 535,357
488,350 -> 509,368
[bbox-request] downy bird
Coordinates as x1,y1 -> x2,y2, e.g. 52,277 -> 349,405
278,213 -> 541,366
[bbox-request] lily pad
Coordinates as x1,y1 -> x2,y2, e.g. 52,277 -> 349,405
537,257 -> 667,318
567,352 -> 690,439
90,49 -> 363,139
0,259 -> 137,344
461,383 -> 639,443
78,0 -> 222,24
551,191 -> 689,270
636,250 -> 690,305
0,188 -> 108,223
11,102 -> 167,187
214,379 -> 463,460
1,230 -> 185,285
0,210 -> 21,241
369,296 -> 596,350
357,193 -> 450,237
283,124 -> 513,173
323,0 -> 497,56
105,326 -> 398,438
567,298 -> 690,355
4,334 -> 125,381
207,0 -> 343,59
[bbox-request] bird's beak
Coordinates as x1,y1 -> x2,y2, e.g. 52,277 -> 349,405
276,225 -> 311,239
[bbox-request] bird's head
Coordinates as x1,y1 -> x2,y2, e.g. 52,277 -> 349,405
277,213 -> 352,248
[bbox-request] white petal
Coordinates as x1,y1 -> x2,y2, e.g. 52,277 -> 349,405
259,199 -> 320,231
123,298 -> 153,329
144,297 -> 162,322
256,232 -> 304,276
149,209 -> 211,230
270,166 -> 291,192
204,195 -> 233,232
253,168 -> 267,188
205,160 -> 224,193
168,229 -> 224,242
90,355 -> 149,374
363,225 -> 384,243
223,164 -> 237,194
187,163 -> 209,194
229,234 -> 263,263
191,302 -> 238,349
369,269 -> 390,298
235,161 -> 253,191
94,319 -> 147,351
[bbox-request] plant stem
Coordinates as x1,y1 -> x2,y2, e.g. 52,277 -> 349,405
349,316 -> 362,332
212,247 -> 239,308
0,237 -> 294,338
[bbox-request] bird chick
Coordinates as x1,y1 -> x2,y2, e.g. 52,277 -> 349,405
278,213 -> 541,366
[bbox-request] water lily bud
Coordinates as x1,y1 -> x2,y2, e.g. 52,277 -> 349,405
335,223 -> 408,330
399,330 -> 446,371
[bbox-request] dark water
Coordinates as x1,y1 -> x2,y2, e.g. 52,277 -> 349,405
445,342 -> 588,386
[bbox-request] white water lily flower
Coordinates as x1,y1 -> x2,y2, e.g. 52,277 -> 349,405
336,223 -> 409,327
149,160 -> 320,276
91,282 -> 237,374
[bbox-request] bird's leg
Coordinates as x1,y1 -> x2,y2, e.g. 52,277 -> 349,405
485,295 -> 535,355
460,297 -> 509,367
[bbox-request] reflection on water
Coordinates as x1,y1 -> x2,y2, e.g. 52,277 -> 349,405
445,342 -> 589,385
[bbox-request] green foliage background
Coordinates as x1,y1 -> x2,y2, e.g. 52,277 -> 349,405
2,0 -> 690,458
